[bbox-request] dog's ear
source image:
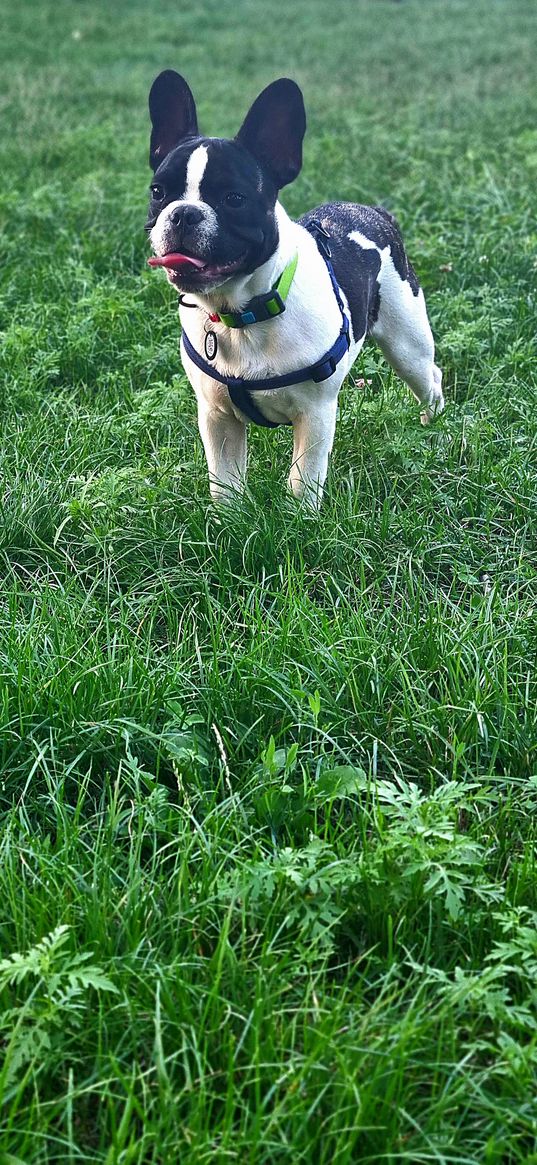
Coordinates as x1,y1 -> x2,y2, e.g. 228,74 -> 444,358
149,70 -> 199,170
235,79 -> 306,190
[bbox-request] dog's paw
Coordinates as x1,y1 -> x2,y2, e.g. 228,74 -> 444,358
420,386 -> 445,426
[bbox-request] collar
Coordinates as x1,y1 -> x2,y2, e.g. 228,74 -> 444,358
205,252 -> 299,328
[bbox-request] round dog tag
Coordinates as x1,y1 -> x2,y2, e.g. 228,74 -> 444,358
204,330 -> 218,361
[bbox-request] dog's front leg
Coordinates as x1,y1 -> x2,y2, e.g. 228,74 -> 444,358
288,398 -> 338,509
197,400 -> 247,502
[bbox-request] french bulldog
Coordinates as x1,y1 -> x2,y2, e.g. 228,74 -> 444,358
146,72 -> 444,506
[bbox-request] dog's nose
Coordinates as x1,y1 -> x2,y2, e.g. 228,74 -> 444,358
169,204 -> 204,228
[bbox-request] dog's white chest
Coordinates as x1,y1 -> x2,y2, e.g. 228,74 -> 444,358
179,214 -> 360,426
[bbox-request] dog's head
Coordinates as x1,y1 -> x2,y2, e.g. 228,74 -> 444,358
146,72 -> 306,293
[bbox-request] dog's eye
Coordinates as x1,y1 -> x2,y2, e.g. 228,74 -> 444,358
150,184 -> 165,201
223,192 -> 246,209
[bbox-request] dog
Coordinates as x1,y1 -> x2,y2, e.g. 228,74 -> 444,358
146,72 -> 444,506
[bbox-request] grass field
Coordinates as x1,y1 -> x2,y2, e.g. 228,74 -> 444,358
1,0 -> 537,1159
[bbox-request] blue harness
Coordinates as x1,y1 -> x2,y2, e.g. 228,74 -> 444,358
180,222 -> 351,428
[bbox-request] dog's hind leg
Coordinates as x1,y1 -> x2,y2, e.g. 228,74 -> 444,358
370,264 -> 444,425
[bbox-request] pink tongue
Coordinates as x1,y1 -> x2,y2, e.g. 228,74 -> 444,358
147,253 -> 206,271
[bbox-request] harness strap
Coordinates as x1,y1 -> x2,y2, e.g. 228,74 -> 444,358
228,383 -> 282,428
181,222 -> 350,428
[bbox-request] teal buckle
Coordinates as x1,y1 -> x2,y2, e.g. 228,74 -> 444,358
222,289 -> 286,328
248,289 -> 286,322
215,253 -> 298,328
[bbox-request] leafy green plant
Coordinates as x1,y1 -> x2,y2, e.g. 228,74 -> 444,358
0,926 -> 117,1091
352,774 -> 505,921
219,836 -> 360,954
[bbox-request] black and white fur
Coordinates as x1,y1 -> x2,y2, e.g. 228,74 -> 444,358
146,72 -> 444,506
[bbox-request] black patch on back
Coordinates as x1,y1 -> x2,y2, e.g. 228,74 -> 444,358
300,202 -> 420,341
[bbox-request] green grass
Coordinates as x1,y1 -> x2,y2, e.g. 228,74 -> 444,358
1,0 -> 537,1159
